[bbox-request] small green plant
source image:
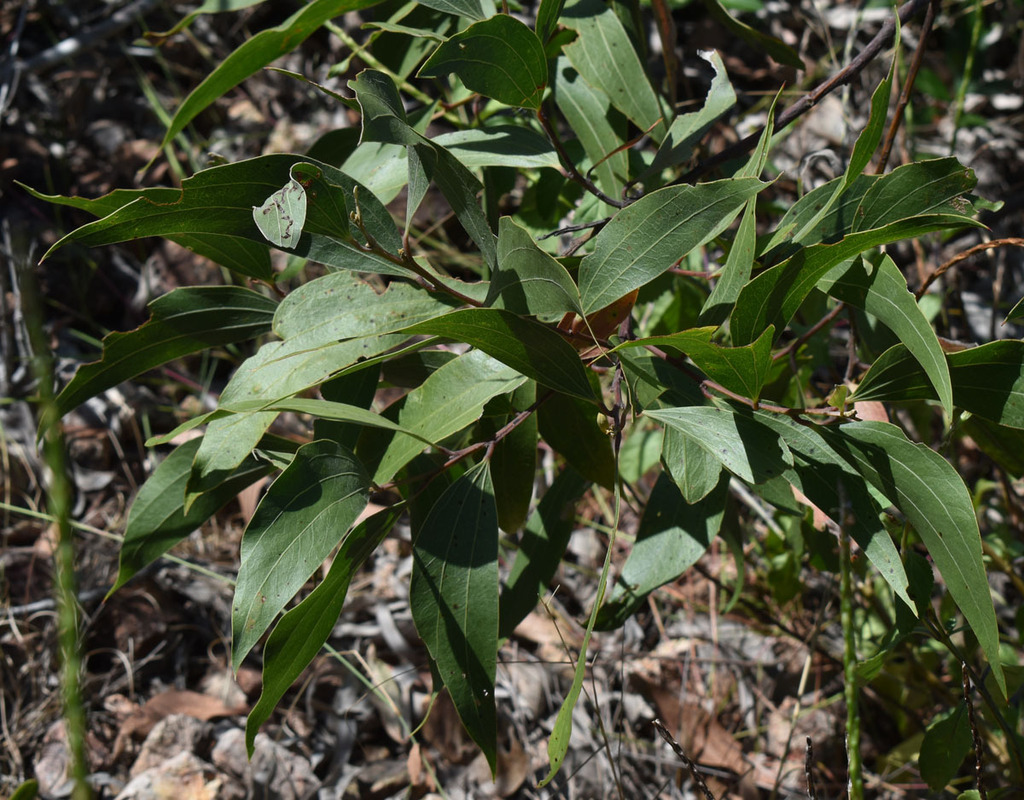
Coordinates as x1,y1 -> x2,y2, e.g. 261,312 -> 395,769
29,0 -> 1023,791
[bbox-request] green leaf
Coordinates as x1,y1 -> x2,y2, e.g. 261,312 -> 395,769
618,325 -> 775,400
253,171 -> 308,248
490,216 -> 583,318
404,308 -> 595,402
754,413 -> 911,607
536,0 -> 567,43
416,0 -> 488,20
145,0 -> 265,41
1005,294 -> 1024,324
245,506 -> 400,754
845,44 -> 896,186
645,404 -> 793,484
490,383 -> 538,533
578,178 -> 763,314
699,0 -> 802,69
156,0 -> 385,154
419,15 -> 548,110
373,349 -> 526,484
646,50 -> 736,176
819,253 -> 952,414
232,440 -> 370,669
853,341 -> 1024,429
661,426 -> 723,504
410,461 -> 499,774
823,421 -> 1006,697
51,287 -> 275,426
433,126 -> 559,170
499,467 -> 589,638
560,0 -> 667,139
111,437 -> 275,594
699,196 -> 757,326
596,473 -> 728,629
537,391 -> 615,488
919,703 -> 972,792
552,56 -> 628,203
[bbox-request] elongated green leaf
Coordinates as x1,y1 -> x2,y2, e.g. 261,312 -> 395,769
552,56 -> 628,203
145,0 -> 265,41
434,126 -> 559,170
1006,295 -> 1024,324
419,15 -> 547,110
52,286 -> 275,424
823,421 -> 1006,697
561,0 -> 666,139
754,412 -> 911,607
645,404 -> 792,484
410,461 -> 499,774
233,440 -> 370,669
919,704 -> 972,792
499,467 -> 589,638
699,0 -> 801,68
416,0 -> 487,20
732,215 -> 981,344
820,254 -> 952,413
661,426 -> 723,503
373,350 -> 526,484
845,44 -> 896,186
578,178 -> 763,314
853,340 -> 1024,429
112,437 -> 275,594
537,390 -> 615,488
855,158 -> 977,233
490,383 -> 538,533
157,0 -> 384,153
646,50 -> 735,176
245,506 -> 400,754
490,216 -> 583,317
404,308 -> 595,402
596,473 -> 728,629
536,0 -> 566,42
700,196 -> 757,326
20,181 -> 179,219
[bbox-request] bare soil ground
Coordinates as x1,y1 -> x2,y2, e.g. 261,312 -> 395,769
2,1 -> 1022,798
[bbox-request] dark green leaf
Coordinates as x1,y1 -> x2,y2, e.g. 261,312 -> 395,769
646,404 -> 793,484
245,506 -> 400,754
823,421 -> 1006,697
490,216 -> 583,318
537,391 -> 615,488
661,426 -> 723,503
596,473 -> 728,629
416,0 -> 487,20
819,253 -> 952,413
536,0 -> 566,43
233,440 -> 370,669
410,462 -> 499,774
112,437 -> 275,594
51,287 -> 275,425
699,0 -> 802,68
919,703 -> 972,792
490,382 -> 538,533
419,15 -> 547,110
578,178 -> 763,314
404,308 -> 595,402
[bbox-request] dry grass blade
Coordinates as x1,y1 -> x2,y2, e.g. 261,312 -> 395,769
652,718 -> 717,800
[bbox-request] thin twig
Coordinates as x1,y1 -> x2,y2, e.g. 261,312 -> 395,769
962,664 -> 989,800
915,238 -> 1024,299
652,718 -> 717,800
536,104 -> 627,208
677,0 -> 931,184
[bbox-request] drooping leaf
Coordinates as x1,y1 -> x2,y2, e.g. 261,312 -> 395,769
404,308 -> 596,402
373,349 -> 526,484
51,287 -> 276,426
245,506 -> 400,754
552,57 -> 629,203
499,467 -> 589,638
578,178 -> 763,314
490,382 -> 538,533
419,15 -> 548,110
819,253 -> 952,414
560,0 -> 667,139
596,473 -> 728,629
410,461 -> 499,774
537,390 -> 615,488
645,404 -> 793,484
919,703 -> 972,792
232,440 -> 370,669
823,421 -> 1006,697
156,0 -> 385,154
253,172 -> 308,248
853,341 -> 1024,429
111,437 -> 276,594
490,216 -> 583,318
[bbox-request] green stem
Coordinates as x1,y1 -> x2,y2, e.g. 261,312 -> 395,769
839,523 -> 863,800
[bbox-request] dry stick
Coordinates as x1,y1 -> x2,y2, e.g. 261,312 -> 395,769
915,238 -> 1024,300
677,0 -> 932,185
962,664 -> 989,800
804,737 -> 819,800
876,0 -> 940,173
652,718 -> 717,800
